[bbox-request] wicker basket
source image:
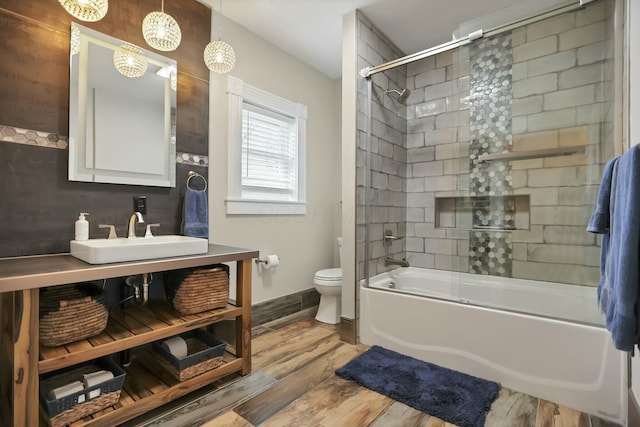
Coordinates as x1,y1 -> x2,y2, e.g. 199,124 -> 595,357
152,329 -> 227,381
39,357 -> 125,427
39,283 -> 108,347
165,264 -> 230,314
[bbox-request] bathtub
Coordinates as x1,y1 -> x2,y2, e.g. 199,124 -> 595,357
359,267 -> 627,424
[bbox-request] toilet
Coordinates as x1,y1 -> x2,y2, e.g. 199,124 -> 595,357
313,237 -> 342,324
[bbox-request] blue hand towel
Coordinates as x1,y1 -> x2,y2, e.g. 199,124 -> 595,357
181,187 -> 208,239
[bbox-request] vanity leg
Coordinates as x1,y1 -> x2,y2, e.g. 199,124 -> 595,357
0,292 -> 11,423
236,259 -> 252,375
1,290 -> 39,426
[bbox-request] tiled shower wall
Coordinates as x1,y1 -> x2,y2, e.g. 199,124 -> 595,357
361,0 -> 616,287
404,48 -> 471,272
356,11 -> 407,280
507,0 -> 613,285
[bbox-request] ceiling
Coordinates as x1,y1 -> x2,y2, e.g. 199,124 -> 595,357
199,0 -> 529,79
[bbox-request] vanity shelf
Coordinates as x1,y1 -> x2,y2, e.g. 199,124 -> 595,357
77,351 -> 243,426
39,302 -> 242,374
0,244 -> 257,427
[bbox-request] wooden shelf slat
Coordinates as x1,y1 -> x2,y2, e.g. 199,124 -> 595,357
39,302 -> 242,374
81,356 -> 244,426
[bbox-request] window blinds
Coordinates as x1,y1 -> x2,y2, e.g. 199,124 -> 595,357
241,102 -> 298,196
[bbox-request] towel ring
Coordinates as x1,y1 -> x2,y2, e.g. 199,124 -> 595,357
186,171 -> 207,191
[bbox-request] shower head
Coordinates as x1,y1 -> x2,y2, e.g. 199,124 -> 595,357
397,88 -> 410,104
385,88 -> 411,104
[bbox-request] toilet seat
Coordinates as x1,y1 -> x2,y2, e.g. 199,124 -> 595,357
314,268 -> 342,282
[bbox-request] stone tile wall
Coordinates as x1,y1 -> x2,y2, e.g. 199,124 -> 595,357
359,0 -> 616,288
404,47 -> 471,272
356,11 -> 407,280
507,0 -> 613,285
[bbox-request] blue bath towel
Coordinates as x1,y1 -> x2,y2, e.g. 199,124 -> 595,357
587,157 -> 618,234
589,147 -> 640,352
181,187 -> 208,239
586,157 -> 618,310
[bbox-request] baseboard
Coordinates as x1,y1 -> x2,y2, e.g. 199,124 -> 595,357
629,389 -> 640,427
339,316 -> 357,344
251,289 -> 320,327
214,289 -> 320,346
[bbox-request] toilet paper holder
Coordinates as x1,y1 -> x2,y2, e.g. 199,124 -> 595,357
255,254 -> 280,269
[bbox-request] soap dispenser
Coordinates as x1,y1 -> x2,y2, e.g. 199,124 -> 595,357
75,212 -> 89,241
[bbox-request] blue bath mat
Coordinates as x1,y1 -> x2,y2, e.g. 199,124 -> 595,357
336,345 -> 500,427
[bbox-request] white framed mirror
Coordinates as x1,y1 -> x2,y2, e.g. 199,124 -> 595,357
68,23 -> 177,187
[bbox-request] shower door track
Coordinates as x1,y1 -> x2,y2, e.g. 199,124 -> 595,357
360,0 -> 587,78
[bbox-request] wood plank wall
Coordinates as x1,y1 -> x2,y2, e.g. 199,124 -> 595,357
0,0 -> 211,257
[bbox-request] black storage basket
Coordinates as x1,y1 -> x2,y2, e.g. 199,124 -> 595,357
39,357 -> 125,427
152,329 -> 227,381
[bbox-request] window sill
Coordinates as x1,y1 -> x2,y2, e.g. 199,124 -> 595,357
226,198 -> 307,215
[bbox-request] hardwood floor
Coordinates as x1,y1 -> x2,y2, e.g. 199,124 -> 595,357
129,309 -> 620,427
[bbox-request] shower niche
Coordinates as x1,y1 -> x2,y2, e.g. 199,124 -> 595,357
435,195 -> 530,231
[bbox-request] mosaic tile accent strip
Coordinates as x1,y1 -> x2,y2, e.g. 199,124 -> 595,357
177,152 -> 209,166
0,124 -> 208,168
469,33 -> 513,197
469,230 -> 513,276
468,32 -> 514,277
472,197 -> 516,230
0,125 -> 68,149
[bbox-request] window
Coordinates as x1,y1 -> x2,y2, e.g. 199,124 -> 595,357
226,76 -> 307,215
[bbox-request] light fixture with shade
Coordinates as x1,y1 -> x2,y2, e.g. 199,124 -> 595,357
142,0 -> 182,52
59,0 -> 108,22
113,44 -> 148,78
204,0 -> 235,74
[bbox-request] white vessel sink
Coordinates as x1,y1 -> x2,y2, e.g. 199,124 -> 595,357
70,235 -> 209,264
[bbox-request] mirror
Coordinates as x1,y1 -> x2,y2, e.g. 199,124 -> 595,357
68,23 -> 177,187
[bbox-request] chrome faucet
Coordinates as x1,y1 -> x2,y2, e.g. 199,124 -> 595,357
384,230 -> 398,246
385,257 -> 410,267
128,212 -> 144,238
383,229 -> 409,267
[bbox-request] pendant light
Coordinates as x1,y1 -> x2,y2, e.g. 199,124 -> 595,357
142,0 -> 182,52
59,0 -> 108,22
204,0 -> 235,74
113,44 -> 148,78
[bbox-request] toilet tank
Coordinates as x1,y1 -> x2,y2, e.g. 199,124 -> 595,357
337,237 -> 343,268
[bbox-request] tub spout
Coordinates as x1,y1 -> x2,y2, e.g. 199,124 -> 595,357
385,257 -> 410,267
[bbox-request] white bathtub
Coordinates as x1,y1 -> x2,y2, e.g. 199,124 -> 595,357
359,267 -> 627,424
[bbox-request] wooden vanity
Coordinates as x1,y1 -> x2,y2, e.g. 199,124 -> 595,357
0,244 -> 258,426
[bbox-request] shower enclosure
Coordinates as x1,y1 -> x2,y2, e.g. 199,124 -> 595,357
356,0 -> 623,325
355,1 -> 626,420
